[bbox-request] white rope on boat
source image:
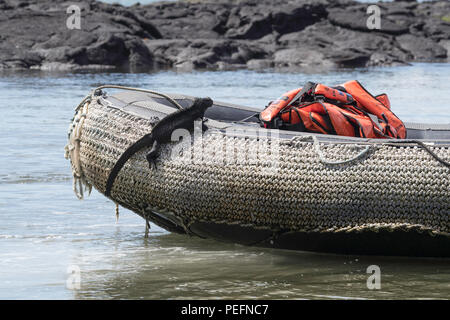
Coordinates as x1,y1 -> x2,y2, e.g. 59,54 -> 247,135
115,202 -> 120,223
312,136 -> 371,165
296,135 -> 450,168
65,97 -> 93,200
66,86 -> 184,200
77,99 -> 450,236
66,86 -> 449,212
294,135 -> 372,165
90,85 -> 184,110
386,139 -> 450,168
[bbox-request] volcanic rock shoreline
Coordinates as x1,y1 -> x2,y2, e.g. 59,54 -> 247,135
0,0 -> 449,72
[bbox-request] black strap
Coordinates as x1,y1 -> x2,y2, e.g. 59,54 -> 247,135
296,81 -> 316,103
289,108 -> 306,132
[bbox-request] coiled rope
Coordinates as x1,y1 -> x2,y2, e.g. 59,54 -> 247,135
65,98 -> 93,199
66,86 -> 185,200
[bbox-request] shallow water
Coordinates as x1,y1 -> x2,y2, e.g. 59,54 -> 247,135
0,64 -> 449,299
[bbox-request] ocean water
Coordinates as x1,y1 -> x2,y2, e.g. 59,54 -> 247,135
0,63 -> 449,300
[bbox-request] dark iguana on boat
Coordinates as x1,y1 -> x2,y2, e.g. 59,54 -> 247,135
105,97 -> 213,197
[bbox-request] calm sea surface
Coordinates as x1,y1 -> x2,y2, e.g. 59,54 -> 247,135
0,64 -> 449,299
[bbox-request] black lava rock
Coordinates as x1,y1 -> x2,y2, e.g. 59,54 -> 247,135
0,0 -> 448,71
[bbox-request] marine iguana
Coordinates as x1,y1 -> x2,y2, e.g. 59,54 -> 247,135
105,97 -> 213,197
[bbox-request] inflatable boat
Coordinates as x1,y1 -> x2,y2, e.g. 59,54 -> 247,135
66,86 -> 450,257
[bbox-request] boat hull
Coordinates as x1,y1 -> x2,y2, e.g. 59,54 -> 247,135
68,89 -> 450,257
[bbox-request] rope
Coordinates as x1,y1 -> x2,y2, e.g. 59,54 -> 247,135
65,99 -> 93,200
295,135 -> 371,165
76,100 -> 450,237
74,94 -> 92,113
234,112 -> 260,123
294,136 -> 450,168
67,85 -> 185,200
385,139 -> 450,169
144,211 -> 150,238
90,85 -> 184,110
115,202 -> 120,223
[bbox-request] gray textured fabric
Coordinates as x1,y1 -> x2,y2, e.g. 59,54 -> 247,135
70,98 -> 449,237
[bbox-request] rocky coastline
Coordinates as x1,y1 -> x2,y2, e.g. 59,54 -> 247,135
0,0 -> 449,72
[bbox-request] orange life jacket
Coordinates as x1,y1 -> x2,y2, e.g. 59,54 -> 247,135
375,93 -> 390,109
337,80 -> 406,139
259,81 -> 406,139
259,87 -> 304,126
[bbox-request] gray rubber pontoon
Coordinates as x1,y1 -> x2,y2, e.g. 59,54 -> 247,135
66,87 -> 450,257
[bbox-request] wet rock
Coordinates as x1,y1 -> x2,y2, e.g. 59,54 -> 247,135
367,52 -> 408,67
225,1 -> 326,40
246,59 -> 274,70
139,1 -> 228,39
0,0 -> 449,71
409,1 -> 450,41
422,20 -> 450,41
124,37 -> 156,71
328,7 -> 410,35
277,21 -> 406,68
273,48 -> 337,72
396,34 -> 447,61
0,0 -> 159,70
438,40 -> 450,62
157,39 -> 267,71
